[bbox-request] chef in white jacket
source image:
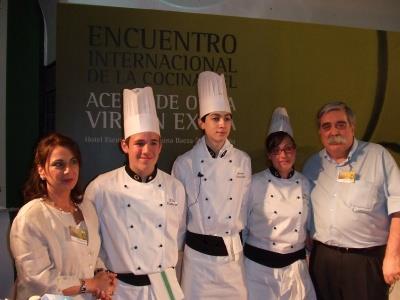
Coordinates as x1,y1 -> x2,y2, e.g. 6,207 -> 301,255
85,87 -> 186,300
244,107 -> 316,300
172,71 -> 251,299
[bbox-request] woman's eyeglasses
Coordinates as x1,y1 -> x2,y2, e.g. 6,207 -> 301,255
270,145 -> 296,155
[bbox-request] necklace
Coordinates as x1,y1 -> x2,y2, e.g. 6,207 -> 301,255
55,203 -> 78,213
44,198 -> 78,213
44,198 -> 84,225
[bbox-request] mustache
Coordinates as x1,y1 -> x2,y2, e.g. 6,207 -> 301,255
327,135 -> 347,145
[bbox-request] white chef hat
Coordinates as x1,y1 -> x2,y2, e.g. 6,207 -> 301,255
123,87 -> 160,139
198,71 -> 231,119
268,107 -> 293,137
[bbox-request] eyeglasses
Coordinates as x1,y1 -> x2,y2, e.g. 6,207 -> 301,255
320,121 -> 349,131
270,145 -> 296,155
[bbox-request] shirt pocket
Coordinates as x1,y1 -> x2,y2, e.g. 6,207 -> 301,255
342,180 -> 379,212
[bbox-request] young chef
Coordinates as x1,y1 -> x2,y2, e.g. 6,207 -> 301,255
244,107 -> 316,300
85,87 -> 186,299
172,71 -> 252,299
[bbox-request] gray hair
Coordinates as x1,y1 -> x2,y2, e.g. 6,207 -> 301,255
316,101 -> 356,127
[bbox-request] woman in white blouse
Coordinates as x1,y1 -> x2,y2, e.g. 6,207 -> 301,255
244,108 -> 316,300
10,133 -> 115,299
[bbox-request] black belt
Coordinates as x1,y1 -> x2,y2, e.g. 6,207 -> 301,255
314,240 -> 386,254
244,243 -> 306,268
185,231 -> 229,256
116,272 -> 151,286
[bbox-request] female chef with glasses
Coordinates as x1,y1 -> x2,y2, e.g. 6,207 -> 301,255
243,107 -> 316,300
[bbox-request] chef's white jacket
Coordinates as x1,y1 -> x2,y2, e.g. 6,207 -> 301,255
172,136 -> 251,237
246,169 -> 311,253
172,137 -> 251,300
85,167 -> 186,299
244,169 -> 316,300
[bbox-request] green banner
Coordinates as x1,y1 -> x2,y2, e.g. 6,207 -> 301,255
57,3 -> 400,186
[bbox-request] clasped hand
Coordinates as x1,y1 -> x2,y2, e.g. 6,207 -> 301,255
90,270 -> 117,299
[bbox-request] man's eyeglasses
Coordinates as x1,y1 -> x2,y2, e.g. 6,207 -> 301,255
320,121 -> 348,131
270,145 -> 296,155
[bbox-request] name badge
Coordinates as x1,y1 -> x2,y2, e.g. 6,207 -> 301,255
69,226 -> 88,245
336,170 -> 356,183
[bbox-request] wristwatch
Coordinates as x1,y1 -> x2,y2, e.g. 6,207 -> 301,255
79,279 -> 87,293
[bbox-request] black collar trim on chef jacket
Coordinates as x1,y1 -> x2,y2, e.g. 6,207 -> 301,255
269,166 -> 295,179
125,165 -> 157,183
206,145 -> 227,159
206,145 -> 217,158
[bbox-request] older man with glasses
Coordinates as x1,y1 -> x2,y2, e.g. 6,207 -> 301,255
303,101 -> 400,300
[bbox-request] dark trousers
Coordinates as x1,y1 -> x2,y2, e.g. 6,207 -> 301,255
310,241 -> 388,300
